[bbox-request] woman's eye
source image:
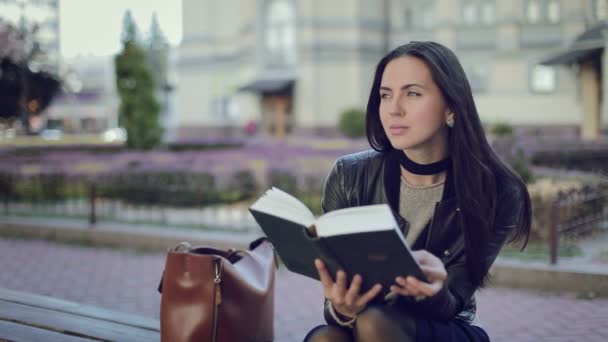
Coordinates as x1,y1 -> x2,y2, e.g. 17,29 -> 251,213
380,93 -> 390,99
407,91 -> 421,97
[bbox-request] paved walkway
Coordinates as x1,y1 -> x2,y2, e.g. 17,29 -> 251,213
1,237 -> 607,342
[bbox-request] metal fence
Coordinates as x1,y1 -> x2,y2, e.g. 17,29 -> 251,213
548,182 -> 608,264
0,173 -> 258,232
6,171 -> 606,262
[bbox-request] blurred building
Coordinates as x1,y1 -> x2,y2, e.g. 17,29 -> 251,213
174,0 -> 605,140
0,0 -> 60,72
542,4 -> 608,139
45,55 -> 120,134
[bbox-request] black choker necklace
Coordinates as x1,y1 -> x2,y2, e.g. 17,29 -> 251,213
393,149 -> 451,175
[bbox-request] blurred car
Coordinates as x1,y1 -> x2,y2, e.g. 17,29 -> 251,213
40,129 -> 63,141
102,127 -> 127,143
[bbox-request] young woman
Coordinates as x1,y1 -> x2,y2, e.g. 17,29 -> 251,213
304,41 -> 531,342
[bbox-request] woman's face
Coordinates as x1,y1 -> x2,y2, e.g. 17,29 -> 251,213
379,56 -> 451,154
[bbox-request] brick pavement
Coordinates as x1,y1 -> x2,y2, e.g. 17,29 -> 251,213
1,237 -> 607,342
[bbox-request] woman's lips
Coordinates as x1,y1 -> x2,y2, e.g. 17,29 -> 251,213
389,126 -> 409,135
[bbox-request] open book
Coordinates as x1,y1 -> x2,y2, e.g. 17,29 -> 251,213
249,188 -> 427,293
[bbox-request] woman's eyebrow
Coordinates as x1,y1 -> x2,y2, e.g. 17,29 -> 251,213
380,83 -> 425,92
401,83 -> 425,90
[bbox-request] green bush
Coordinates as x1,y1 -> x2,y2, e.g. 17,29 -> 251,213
4,170 -> 262,208
267,170 -> 298,195
299,174 -> 325,215
225,170 -> 258,201
509,149 -> 534,184
0,173 -> 14,200
490,121 -> 513,137
338,108 -> 366,138
97,172 -> 212,207
531,149 -> 608,173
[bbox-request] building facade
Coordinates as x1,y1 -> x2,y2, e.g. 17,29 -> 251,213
174,0 -> 604,140
45,55 -> 120,134
0,0 -> 60,72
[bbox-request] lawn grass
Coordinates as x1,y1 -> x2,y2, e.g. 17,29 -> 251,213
598,249 -> 608,262
1,211 -> 251,233
500,240 -> 582,260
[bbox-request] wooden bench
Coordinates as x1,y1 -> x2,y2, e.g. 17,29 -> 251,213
0,288 -> 160,342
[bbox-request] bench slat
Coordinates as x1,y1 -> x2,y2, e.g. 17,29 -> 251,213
0,300 -> 159,342
0,288 -> 159,331
0,320 -> 96,342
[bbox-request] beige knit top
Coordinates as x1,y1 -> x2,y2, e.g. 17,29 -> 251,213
399,176 -> 445,246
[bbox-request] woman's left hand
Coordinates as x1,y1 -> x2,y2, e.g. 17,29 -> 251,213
390,250 -> 447,298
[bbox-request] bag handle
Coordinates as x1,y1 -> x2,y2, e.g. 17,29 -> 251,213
158,237 -> 276,293
249,236 -> 268,250
187,237 -> 271,262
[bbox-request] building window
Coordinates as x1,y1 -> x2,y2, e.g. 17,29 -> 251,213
465,64 -> 490,93
462,1 -> 495,27
481,2 -> 496,25
403,4 -> 434,30
404,8 -> 413,29
210,96 -> 240,121
265,0 -> 296,68
596,0 -> 608,20
526,0 -> 561,24
530,65 -> 557,93
547,0 -> 560,23
526,0 -> 541,23
421,6 -> 434,30
463,3 -> 478,26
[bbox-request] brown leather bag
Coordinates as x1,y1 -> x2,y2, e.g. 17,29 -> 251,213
158,237 -> 275,342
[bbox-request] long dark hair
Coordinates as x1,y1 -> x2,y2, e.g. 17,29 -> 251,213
366,41 -> 531,287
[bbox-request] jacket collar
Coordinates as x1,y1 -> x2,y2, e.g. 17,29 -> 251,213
384,149 -> 455,213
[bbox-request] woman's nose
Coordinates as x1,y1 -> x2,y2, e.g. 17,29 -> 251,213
388,99 -> 404,116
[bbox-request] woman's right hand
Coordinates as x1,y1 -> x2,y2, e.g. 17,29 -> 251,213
314,258 -> 383,318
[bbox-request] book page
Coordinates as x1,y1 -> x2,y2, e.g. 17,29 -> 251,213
315,204 -> 397,237
249,188 -> 316,227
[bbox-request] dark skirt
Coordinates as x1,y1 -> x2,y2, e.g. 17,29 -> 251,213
304,318 -> 490,342
416,319 -> 489,342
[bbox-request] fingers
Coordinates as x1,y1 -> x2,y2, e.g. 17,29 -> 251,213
420,264 -> 447,282
391,276 -> 443,297
315,259 -> 349,300
413,249 -> 440,266
405,276 -> 438,297
412,249 -> 447,282
356,283 -> 383,307
334,270 -> 348,299
314,259 -> 383,314
314,259 -> 334,293
390,277 -> 412,296
343,274 -> 361,306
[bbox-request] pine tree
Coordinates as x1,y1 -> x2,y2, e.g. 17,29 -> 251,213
146,13 -> 171,139
114,10 -> 162,149
146,13 -> 169,90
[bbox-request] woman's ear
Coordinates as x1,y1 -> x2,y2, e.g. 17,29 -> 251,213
445,111 -> 455,128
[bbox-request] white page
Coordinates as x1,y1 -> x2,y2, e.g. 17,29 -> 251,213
315,204 -> 396,237
249,188 -> 316,228
269,187 -> 314,215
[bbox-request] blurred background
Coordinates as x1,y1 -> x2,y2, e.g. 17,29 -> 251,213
1,1 -> 608,341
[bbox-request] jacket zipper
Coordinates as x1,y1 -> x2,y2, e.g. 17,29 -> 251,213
212,259 -> 223,342
425,202 -> 439,250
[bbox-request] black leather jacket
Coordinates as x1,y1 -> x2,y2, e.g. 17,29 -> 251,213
322,150 -> 525,324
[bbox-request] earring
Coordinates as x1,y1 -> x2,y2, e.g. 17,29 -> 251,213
446,116 -> 455,128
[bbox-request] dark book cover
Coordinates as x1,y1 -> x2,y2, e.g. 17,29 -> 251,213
320,230 -> 427,292
250,208 -> 427,293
